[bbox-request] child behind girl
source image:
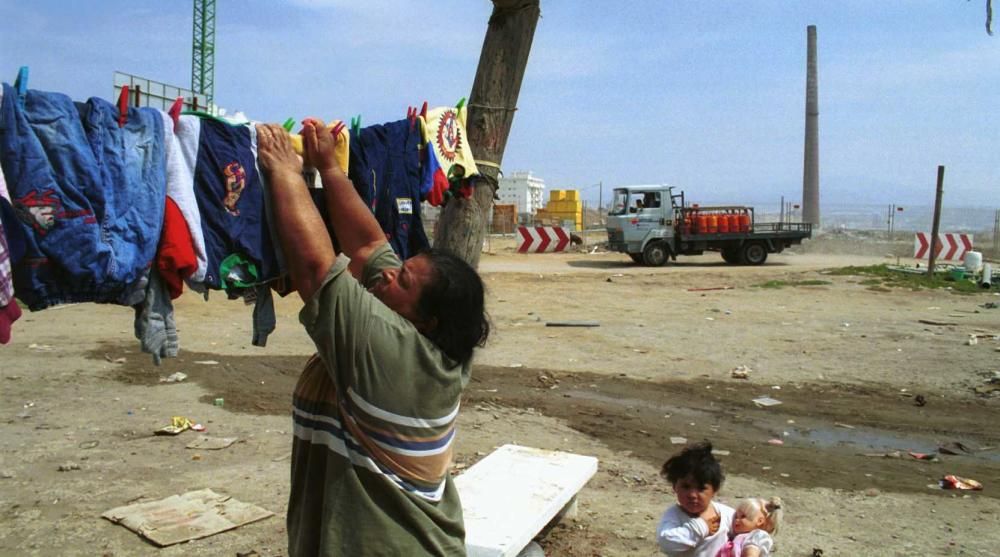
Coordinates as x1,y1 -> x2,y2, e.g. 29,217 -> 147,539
656,442 -> 735,556
717,497 -> 783,557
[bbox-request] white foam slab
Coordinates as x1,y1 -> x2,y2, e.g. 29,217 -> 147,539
455,444 -> 598,557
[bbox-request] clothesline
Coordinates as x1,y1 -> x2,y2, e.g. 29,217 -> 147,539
0,81 -> 482,363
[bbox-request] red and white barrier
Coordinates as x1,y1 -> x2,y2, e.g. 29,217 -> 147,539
517,226 -> 571,253
913,233 -> 973,261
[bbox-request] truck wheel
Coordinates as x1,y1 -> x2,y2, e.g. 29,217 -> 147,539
741,242 -> 768,265
628,253 -> 643,264
642,242 -> 670,267
721,247 -> 740,264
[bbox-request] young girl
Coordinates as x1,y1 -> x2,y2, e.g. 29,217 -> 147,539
717,497 -> 783,557
656,442 -> 736,556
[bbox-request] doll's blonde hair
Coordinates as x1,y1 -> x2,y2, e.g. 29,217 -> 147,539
736,496 -> 783,535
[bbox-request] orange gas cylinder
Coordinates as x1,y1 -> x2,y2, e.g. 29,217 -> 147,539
718,212 -> 730,233
683,214 -> 693,235
696,214 -> 708,234
739,211 -> 751,232
728,213 -> 739,232
707,213 -> 718,234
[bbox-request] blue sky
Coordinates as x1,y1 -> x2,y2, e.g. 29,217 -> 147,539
1,0 -> 996,208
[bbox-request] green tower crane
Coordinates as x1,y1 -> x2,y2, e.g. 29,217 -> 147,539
191,0 -> 216,108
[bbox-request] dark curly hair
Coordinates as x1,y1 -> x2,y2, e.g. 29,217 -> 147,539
660,441 -> 724,490
415,248 -> 490,364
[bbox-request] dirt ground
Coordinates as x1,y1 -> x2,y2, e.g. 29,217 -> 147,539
2,235 -> 999,556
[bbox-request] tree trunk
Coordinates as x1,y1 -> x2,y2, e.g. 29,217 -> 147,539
433,0 -> 541,268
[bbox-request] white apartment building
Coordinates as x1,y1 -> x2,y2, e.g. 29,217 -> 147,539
497,171 -> 546,216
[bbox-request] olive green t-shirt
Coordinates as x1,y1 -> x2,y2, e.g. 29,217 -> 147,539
288,245 -> 469,556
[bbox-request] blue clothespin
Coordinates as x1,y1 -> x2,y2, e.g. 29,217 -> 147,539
14,66 -> 29,106
282,117 -> 295,132
455,97 -> 466,111
351,115 -> 361,138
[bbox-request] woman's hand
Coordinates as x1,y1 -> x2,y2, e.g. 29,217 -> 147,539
256,123 -> 303,179
300,117 -> 343,175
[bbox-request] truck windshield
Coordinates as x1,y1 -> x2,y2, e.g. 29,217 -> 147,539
610,190 -> 629,215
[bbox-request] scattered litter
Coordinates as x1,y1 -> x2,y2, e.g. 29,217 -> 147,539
967,335 -> 978,346
58,462 -> 80,472
1,470 -> 14,479
545,321 -> 600,327
186,436 -> 238,450
834,422 -> 856,429
752,396 -> 782,407
771,385 -> 781,390
730,365 -> 751,379
918,319 -> 958,326
779,473 -> 790,478
841,323 -> 850,328
981,302 -> 998,309
101,488 -> 274,547
28,343 -> 54,352
812,548 -> 824,557
914,394 -> 927,407
213,398 -> 225,407
508,363 -> 524,368
940,475 -> 983,491
767,439 -> 784,446
711,449 -> 730,456
78,440 -> 99,449
863,451 -> 902,459
191,423 -> 206,432
705,317 -> 715,321
669,436 -> 687,445
104,354 -> 127,363
908,451 -> 936,461
160,372 -> 188,383
194,360 -> 219,365
155,416 -> 194,436
938,442 -> 973,455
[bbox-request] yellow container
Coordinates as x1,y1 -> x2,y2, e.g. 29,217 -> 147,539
549,190 -> 566,202
563,190 -> 580,202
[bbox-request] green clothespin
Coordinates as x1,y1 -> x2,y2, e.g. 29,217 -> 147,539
455,97 -> 466,111
350,115 -> 361,138
282,118 -> 295,132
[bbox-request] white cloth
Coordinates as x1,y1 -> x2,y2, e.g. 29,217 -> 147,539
163,112 -> 208,285
656,502 -> 735,557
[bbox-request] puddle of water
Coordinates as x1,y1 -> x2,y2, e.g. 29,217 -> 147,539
564,389 -> 1000,463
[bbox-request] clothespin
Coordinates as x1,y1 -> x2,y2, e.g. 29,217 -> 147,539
14,66 -> 28,106
282,118 -> 296,132
455,97 -> 466,111
117,85 -> 129,128
168,97 -> 184,131
331,120 -> 346,140
350,115 -> 361,138
420,101 -> 428,119
407,106 -> 417,131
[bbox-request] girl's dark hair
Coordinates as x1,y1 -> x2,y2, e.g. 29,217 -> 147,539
660,441 -> 724,490
415,248 -> 490,364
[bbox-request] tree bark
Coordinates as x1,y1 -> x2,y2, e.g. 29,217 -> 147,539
434,0 -> 541,268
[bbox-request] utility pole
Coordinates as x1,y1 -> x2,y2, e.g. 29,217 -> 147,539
927,166 -> 945,276
434,0 -> 541,268
191,0 -> 216,107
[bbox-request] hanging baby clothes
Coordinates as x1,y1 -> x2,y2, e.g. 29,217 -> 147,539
163,113 -> 207,290
348,119 -> 428,261
0,83 -> 166,311
0,145 -> 23,344
191,115 -> 281,346
419,105 -> 479,206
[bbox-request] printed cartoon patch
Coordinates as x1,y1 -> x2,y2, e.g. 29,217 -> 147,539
396,198 -> 413,215
435,109 -> 462,163
14,189 -> 95,234
223,162 -> 247,216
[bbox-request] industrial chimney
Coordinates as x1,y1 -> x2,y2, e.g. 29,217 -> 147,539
802,25 -> 820,227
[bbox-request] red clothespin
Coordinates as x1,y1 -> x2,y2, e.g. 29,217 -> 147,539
331,120 -> 346,140
117,86 -> 129,128
419,101 -> 428,119
168,97 -> 184,131
407,106 -> 417,131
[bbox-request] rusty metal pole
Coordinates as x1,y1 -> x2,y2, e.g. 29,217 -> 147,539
927,166 -> 945,276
